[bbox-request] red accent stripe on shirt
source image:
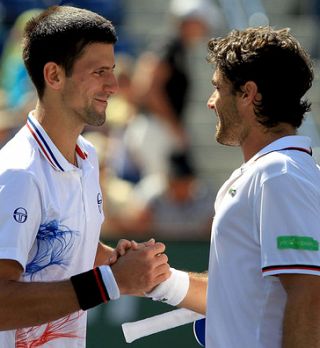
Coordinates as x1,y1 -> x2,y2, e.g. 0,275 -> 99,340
26,123 -> 57,170
93,268 -> 108,303
76,145 -> 88,160
262,264 -> 320,273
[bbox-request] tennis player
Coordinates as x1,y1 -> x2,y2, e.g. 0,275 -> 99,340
0,6 -> 170,347
145,26 -> 320,348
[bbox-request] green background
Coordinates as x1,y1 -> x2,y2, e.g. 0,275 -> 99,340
87,240 -> 209,347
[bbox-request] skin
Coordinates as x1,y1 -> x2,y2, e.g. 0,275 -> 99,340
209,69 -> 320,348
0,42 -> 170,330
179,68 -> 320,347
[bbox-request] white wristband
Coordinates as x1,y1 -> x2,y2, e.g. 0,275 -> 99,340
145,268 -> 189,306
99,265 -> 120,300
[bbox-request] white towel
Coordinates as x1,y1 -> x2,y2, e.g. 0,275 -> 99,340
122,308 -> 204,343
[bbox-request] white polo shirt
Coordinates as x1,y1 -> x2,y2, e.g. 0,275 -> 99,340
0,112 -> 104,347
206,135 -> 320,348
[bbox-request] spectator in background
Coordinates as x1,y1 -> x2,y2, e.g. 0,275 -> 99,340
0,9 -> 40,109
0,105 -> 23,148
130,151 -> 213,240
129,0 -> 224,176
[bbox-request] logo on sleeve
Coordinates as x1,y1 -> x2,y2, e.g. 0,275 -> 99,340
13,207 -> 28,223
277,236 -> 319,251
97,193 -> 103,213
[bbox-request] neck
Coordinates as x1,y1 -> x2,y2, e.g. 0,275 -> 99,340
33,101 -> 84,166
241,123 -> 297,162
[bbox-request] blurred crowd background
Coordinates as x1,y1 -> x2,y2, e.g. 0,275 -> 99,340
1,0 -> 320,243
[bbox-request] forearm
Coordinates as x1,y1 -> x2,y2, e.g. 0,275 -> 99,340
282,295 -> 320,347
0,279 -> 79,330
179,272 -> 207,315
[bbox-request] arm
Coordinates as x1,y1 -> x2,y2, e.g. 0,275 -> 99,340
179,272 -> 207,314
0,241 -> 170,330
0,259 -> 79,330
145,269 -> 207,315
279,274 -> 320,348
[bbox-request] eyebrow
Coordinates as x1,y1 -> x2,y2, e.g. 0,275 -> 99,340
97,64 -> 116,70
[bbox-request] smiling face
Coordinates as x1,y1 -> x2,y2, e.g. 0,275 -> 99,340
60,42 -> 118,127
207,69 -> 249,146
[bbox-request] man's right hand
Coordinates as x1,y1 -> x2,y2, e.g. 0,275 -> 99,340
110,241 -> 170,296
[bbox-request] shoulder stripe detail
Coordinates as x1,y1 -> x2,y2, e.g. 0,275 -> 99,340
27,116 -> 64,171
262,264 -> 320,273
26,123 -> 58,170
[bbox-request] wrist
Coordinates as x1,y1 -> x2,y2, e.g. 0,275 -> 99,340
99,265 -> 120,300
70,265 -> 120,311
145,268 -> 189,306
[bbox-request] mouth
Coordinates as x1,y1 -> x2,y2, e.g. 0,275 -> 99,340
94,98 -> 108,104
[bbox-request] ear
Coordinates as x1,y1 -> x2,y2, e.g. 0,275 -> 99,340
239,81 -> 261,106
43,62 -> 65,91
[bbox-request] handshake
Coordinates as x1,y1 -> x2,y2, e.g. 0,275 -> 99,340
71,239 -> 189,311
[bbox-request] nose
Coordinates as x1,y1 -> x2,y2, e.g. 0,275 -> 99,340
207,95 -> 215,110
105,73 -> 119,95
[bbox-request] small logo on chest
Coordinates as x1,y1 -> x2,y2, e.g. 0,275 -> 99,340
13,207 -> 28,223
228,188 -> 237,197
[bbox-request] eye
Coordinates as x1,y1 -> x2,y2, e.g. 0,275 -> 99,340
212,85 -> 219,93
94,69 -> 105,76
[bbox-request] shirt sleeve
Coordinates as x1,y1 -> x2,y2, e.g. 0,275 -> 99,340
0,169 -> 42,270
257,173 -> 320,277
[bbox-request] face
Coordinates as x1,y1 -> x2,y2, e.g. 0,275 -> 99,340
61,43 -> 118,127
207,69 -> 248,146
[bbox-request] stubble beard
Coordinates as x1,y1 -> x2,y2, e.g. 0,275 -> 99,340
215,115 -> 241,147
82,106 -> 106,127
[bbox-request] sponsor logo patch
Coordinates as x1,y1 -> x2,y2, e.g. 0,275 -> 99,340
277,236 -> 319,251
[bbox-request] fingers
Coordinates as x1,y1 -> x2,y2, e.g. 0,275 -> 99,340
149,242 -> 166,255
111,241 -> 170,296
143,238 -> 155,247
146,264 -> 172,292
131,240 -> 139,250
131,238 -> 155,250
116,239 -> 132,256
108,250 -> 118,265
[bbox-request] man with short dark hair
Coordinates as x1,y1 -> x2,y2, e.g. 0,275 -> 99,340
0,6 -> 170,347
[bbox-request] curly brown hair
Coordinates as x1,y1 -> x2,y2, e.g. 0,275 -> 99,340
207,27 -> 313,128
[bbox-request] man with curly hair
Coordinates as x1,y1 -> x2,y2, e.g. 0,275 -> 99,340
145,26 -> 320,348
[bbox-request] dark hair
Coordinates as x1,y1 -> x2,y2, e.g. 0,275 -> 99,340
207,26 -> 313,128
168,152 -> 195,179
22,6 -> 117,99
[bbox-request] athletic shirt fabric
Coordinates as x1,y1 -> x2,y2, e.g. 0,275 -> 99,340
0,112 -> 104,347
206,135 -> 320,348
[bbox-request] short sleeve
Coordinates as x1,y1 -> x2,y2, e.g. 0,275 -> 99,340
0,169 -> 41,269
257,173 -> 320,277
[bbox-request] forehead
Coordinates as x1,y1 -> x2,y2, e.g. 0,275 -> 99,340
212,68 -> 226,83
75,42 -> 115,69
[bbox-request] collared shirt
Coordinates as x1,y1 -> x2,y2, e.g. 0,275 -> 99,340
206,135 -> 320,348
0,112 -> 104,347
